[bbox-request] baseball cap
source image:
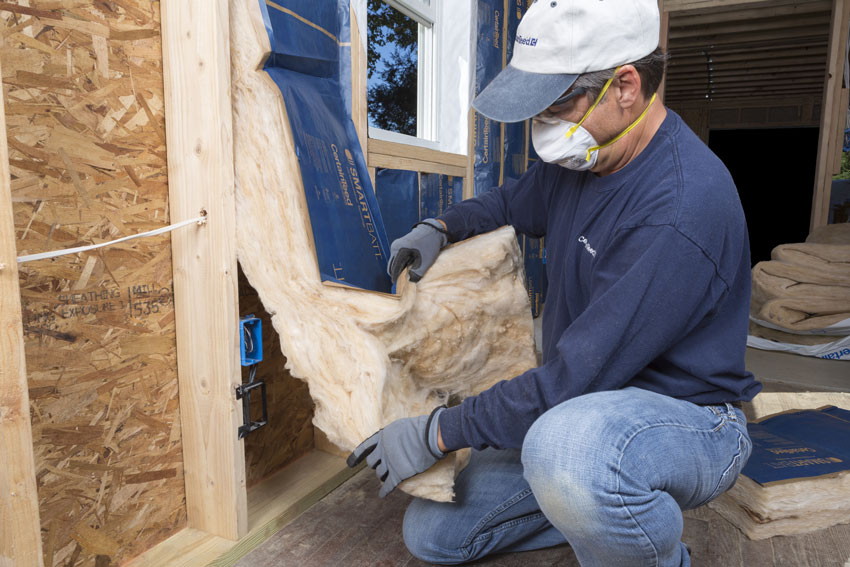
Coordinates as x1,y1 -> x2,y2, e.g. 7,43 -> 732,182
472,0 -> 660,123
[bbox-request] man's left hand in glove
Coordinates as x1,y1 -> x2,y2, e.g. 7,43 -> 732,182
347,406 -> 447,498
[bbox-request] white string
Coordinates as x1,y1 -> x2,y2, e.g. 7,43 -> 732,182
16,215 -> 207,264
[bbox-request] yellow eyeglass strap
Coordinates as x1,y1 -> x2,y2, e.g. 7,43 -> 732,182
585,92 -> 658,161
565,66 -> 621,139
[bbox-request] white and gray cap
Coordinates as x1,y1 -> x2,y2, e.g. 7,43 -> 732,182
472,0 -> 661,123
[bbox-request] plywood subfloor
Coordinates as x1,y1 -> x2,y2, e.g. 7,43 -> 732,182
234,467 -> 850,567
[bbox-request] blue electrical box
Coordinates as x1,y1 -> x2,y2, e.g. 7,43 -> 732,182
239,315 -> 263,366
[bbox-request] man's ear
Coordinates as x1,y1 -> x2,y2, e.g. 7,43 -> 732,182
615,65 -> 642,110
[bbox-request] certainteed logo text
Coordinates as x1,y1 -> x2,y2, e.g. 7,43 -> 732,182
516,34 -> 538,47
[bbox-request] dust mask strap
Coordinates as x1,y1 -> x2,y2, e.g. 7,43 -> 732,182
565,66 -> 621,140
585,92 -> 658,161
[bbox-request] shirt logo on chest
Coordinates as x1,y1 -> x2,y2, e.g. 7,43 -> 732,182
577,235 -> 597,258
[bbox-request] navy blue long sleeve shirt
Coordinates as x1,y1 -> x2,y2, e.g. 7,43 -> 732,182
437,110 -> 762,451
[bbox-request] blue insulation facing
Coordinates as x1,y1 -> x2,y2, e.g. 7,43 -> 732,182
258,0 -> 392,293
472,0 -> 547,316
502,0 -> 528,183
375,168 -> 419,245
420,173 -> 463,220
743,406 -> 850,485
472,0 -> 504,197
376,169 -> 463,244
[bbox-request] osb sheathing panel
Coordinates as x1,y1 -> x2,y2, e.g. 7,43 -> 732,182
1,2 -> 186,566
238,267 -> 314,487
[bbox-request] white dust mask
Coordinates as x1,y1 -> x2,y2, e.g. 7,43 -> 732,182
532,116 -> 599,171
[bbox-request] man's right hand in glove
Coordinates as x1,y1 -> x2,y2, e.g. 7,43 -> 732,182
387,218 -> 448,283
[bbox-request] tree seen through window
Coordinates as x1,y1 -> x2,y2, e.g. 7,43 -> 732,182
367,0 -> 418,137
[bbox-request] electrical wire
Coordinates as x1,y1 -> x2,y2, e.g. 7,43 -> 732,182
16,214 -> 207,264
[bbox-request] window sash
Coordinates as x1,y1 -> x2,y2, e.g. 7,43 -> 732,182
383,0 -> 435,25
368,126 -> 440,151
417,19 -> 436,140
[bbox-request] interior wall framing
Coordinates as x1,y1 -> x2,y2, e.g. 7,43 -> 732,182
663,0 -> 848,230
0,2 -> 440,565
663,0 -> 825,13
811,0 -> 850,227
669,95 -> 822,141
238,268 -> 315,488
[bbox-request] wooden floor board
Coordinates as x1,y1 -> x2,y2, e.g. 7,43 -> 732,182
682,514 -> 710,560
128,450 -> 358,567
772,534 -> 819,567
332,501 -> 412,567
683,503 -> 714,520
705,513 -> 744,565
235,468 -> 581,566
828,524 -> 850,560
805,529 -> 845,567
237,468 -> 850,567
740,532 -> 776,567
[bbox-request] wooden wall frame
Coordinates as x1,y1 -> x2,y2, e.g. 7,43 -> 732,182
811,0 -> 850,228
351,8 -> 369,157
663,0 -> 807,12
669,95 -> 823,142
160,0 -> 247,541
0,56 -> 44,567
368,139 -> 468,177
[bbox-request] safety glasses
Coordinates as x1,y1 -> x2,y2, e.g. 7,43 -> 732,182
549,86 -> 587,108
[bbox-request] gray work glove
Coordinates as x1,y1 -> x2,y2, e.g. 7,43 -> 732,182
347,406 -> 446,498
387,219 -> 448,283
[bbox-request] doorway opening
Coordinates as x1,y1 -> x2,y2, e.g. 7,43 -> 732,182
708,127 -> 819,265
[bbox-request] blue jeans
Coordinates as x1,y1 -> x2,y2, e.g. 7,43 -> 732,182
403,387 -> 752,566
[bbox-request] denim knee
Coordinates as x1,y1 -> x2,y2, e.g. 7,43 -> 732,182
520,398 -> 613,530
402,498 -> 468,565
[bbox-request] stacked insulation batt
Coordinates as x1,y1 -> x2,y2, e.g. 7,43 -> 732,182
229,0 -> 537,501
708,393 -> 850,539
748,223 -> 850,360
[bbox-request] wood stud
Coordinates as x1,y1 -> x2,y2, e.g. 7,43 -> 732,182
160,0 -> 248,542
1,52 -> 44,567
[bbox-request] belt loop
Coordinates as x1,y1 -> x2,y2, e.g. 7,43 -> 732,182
724,402 -> 736,420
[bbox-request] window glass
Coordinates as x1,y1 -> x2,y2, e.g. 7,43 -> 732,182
367,0 -> 419,137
